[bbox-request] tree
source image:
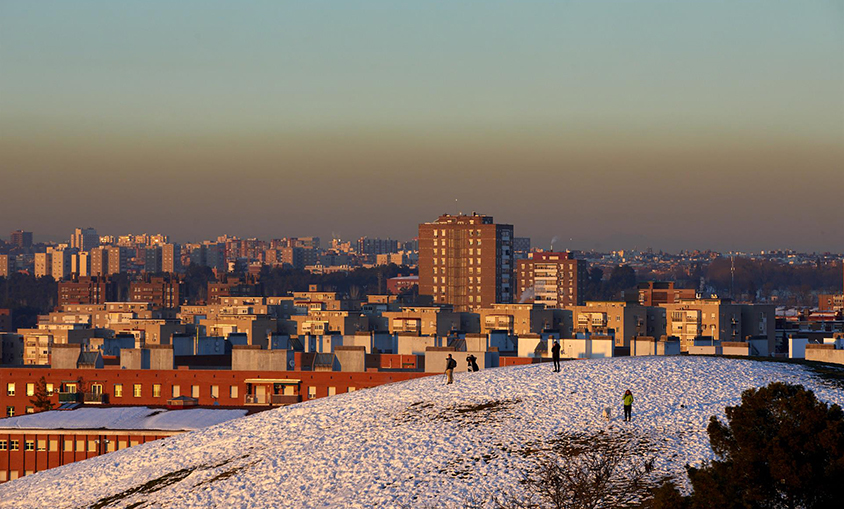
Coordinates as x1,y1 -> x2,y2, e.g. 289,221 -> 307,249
688,382 -> 844,509
29,376 -> 53,412
497,435 -> 661,509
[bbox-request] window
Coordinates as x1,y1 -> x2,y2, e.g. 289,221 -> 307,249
49,440 -> 58,452
348,387 -> 355,392
114,384 -> 123,398
0,440 -> 6,450
24,441 -> 34,451
107,440 -> 115,452
88,440 -> 96,452
191,385 -> 199,398
25,406 -> 34,414
152,384 -> 161,398
133,384 -> 142,397
328,387 -> 336,396
26,383 -> 35,397
308,386 -> 317,398
11,440 -> 19,451
6,383 -> 14,396
76,440 -> 84,451
64,440 -> 73,452
230,386 -> 238,398
211,385 -> 219,398
6,406 -> 14,417
118,440 -> 127,450
46,383 -> 54,395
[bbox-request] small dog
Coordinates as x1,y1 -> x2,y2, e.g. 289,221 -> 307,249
602,407 -> 612,421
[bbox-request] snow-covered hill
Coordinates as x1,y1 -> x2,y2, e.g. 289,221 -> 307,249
2,356 -> 843,508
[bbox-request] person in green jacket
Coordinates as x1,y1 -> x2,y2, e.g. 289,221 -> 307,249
623,390 -> 634,421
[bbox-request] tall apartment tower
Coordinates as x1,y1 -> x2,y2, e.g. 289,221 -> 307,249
0,254 -> 13,278
89,247 -> 109,276
106,246 -> 125,275
418,213 -> 514,312
70,227 -> 99,252
10,230 -> 32,248
34,252 -> 52,278
162,243 -> 182,273
516,252 -> 587,307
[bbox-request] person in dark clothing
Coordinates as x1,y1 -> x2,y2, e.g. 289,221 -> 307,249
623,389 -> 634,421
445,354 -> 457,384
551,340 -> 561,372
466,354 -> 479,372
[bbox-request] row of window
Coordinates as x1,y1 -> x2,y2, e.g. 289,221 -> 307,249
6,382 -> 238,400
0,437 -> 141,453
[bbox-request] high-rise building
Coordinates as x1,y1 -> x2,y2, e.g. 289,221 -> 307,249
70,227 -> 99,252
89,247 -> 109,276
144,246 -> 162,273
106,246 -> 125,275
130,275 -> 182,308
34,252 -> 52,278
9,230 -> 32,248
357,237 -> 399,256
50,248 -> 74,281
418,213 -> 514,312
162,243 -> 182,273
0,255 -> 13,278
516,252 -> 587,307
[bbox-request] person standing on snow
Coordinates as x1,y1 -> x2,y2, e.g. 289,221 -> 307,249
623,389 -> 634,421
466,354 -> 479,372
551,340 -> 561,372
445,354 -> 457,384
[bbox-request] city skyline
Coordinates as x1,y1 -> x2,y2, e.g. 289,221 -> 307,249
2,1 -> 842,252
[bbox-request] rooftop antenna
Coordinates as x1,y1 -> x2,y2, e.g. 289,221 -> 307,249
730,252 -> 735,300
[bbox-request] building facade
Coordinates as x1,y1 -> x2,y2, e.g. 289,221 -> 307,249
516,252 -> 586,307
418,213 -> 514,312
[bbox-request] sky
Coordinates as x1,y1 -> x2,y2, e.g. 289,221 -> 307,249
1,1 -> 842,252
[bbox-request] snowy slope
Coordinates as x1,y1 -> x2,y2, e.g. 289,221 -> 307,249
2,356 -> 843,509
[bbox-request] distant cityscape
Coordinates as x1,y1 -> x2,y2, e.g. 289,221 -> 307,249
1,213 -> 843,483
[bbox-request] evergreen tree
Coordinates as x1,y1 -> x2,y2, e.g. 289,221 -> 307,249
688,382 -> 844,509
29,376 -> 53,412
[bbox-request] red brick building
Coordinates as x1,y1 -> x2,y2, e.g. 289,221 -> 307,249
57,276 -> 116,306
418,213 -> 514,312
0,367 -> 430,419
131,275 -> 183,308
516,252 -> 587,307
0,407 -> 246,483
638,281 -> 696,306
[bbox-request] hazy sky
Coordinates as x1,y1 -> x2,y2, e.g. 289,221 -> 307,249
2,1 -> 842,252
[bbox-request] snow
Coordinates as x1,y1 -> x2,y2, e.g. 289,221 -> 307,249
1,356 -> 843,508
0,407 -> 248,432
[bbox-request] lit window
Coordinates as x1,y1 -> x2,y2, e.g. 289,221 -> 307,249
11,440 -> 19,451
191,385 -> 199,398
152,384 -> 161,398
26,383 -> 35,397
6,383 -> 15,396
172,385 -> 180,397
6,406 -> 14,417
133,384 -> 142,397
230,385 -> 238,398
24,441 -> 34,451
114,384 -> 123,398
64,440 -> 73,452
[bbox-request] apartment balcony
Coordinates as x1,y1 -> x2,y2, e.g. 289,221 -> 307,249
83,392 -> 108,404
244,394 -> 301,406
57,392 -> 81,403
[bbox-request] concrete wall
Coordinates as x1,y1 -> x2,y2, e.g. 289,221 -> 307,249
147,345 -> 174,370
789,337 -> 809,359
631,338 -> 656,356
334,346 -> 366,372
688,345 -> 722,355
341,334 -> 371,354
722,342 -> 750,356
806,346 -> 844,366
51,343 -> 82,369
231,346 -> 289,371
396,335 -> 440,356
120,348 -> 148,369
517,336 -> 549,358
590,337 -> 614,358
464,334 -> 487,352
